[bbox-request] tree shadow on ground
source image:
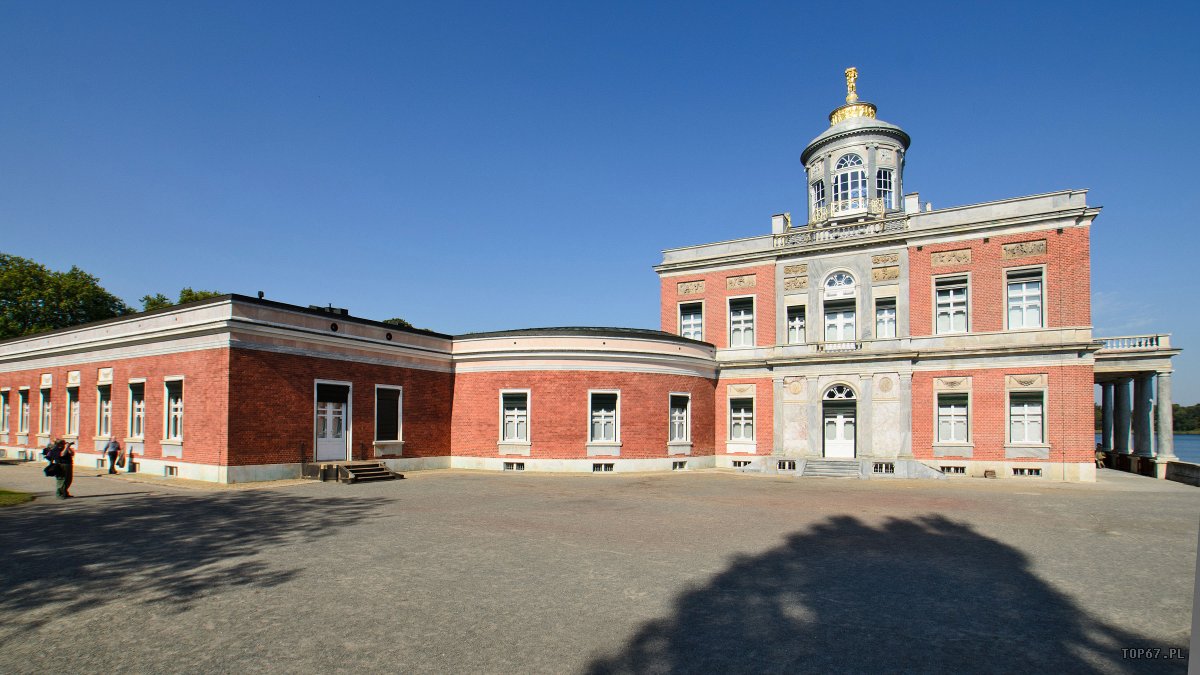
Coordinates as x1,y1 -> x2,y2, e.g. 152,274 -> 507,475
0,490 -> 386,637
588,515 -> 1183,674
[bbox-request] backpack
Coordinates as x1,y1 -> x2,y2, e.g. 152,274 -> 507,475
44,444 -> 61,462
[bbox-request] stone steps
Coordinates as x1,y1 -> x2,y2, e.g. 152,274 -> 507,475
800,459 -> 861,478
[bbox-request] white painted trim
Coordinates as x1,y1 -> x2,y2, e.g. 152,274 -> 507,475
587,389 -> 621,445
931,271 -> 972,336
668,391 -> 691,443
677,299 -> 705,342
313,379 -> 353,463
727,293 -> 757,349
1002,263 -> 1048,331
498,388 -> 531,443
373,384 -> 404,443
163,377 -> 184,442
127,380 -> 146,441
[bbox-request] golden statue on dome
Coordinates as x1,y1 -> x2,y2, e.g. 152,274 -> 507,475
845,67 -> 859,104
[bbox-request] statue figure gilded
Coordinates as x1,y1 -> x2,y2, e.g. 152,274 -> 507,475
845,67 -> 858,104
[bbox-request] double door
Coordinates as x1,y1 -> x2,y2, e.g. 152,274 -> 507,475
823,410 -> 856,458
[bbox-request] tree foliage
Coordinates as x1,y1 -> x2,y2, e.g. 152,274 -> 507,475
141,288 -> 223,311
0,253 -> 131,339
1176,404 -> 1200,434
383,317 -> 414,329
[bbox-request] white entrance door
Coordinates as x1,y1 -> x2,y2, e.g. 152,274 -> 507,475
315,400 -> 348,461
824,411 -> 856,458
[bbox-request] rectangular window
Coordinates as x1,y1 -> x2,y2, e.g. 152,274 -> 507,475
376,386 -> 402,442
669,394 -> 690,442
1009,392 -> 1044,444
0,392 -> 8,432
165,380 -> 184,441
876,169 -> 894,209
824,303 -> 856,342
39,388 -> 51,435
875,298 -> 897,338
810,180 -> 826,210
787,306 -> 806,344
590,392 -> 618,443
18,390 -> 29,433
97,385 -> 112,437
679,303 -> 703,341
937,393 -> 969,443
65,387 -> 80,436
129,383 -> 145,438
729,298 -> 754,347
935,277 -> 969,334
1007,269 -> 1043,329
729,398 -> 754,441
501,392 -> 528,442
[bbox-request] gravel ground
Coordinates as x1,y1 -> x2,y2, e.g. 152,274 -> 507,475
0,462 -> 1196,674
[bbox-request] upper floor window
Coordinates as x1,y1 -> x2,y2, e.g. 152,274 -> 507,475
835,153 -> 864,169
679,303 -> 703,341
1007,269 -> 1043,329
935,276 -> 969,334
875,298 -> 897,338
810,180 -> 826,210
824,271 -> 855,299
729,298 -> 754,348
876,169 -> 894,209
833,154 -> 867,210
787,306 -> 806,344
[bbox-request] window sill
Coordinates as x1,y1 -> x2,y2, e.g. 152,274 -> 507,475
497,442 -> 530,456
161,439 -> 183,446
1005,444 -> 1050,459
374,440 -> 404,457
586,442 -> 621,457
161,442 -> 183,459
667,442 -> 693,456
726,441 -> 757,454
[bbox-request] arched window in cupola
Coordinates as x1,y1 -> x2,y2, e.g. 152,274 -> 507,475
833,153 -> 867,212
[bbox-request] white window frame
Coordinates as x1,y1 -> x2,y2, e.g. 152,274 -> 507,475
810,180 -> 826,211
0,389 -> 9,433
163,377 -> 184,442
38,388 -> 51,437
499,389 -> 530,443
833,154 -> 867,211
18,388 -> 30,434
874,297 -> 897,339
823,302 -> 856,342
786,305 -> 806,344
729,397 -> 755,442
678,301 -> 704,341
1008,390 -> 1047,446
876,168 -> 894,209
933,274 -> 970,335
936,392 -> 970,444
65,386 -> 80,437
727,295 -> 755,348
128,379 -> 146,440
668,392 -> 691,443
587,390 -> 621,445
96,384 -> 112,438
374,384 -> 404,443
1004,265 -> 1046,330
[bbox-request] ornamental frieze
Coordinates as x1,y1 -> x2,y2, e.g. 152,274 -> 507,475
67,370 -> 81,386
783,276 -> 809,291
677,280 -> 705,295
933,376 -> 972,391
1002,240 -> 1047,259
728,383 -> 756,396
1006,374 -> 1047,389
871,253 -> 899,265
783,264 -> 808,277
877,149 -> 893,165
871,266 -> 900,282
931,249 -> 972,266
727,274 -> 756,290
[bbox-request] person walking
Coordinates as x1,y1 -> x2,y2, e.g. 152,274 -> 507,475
53,441 -> 75,499
103,438 -> 121,474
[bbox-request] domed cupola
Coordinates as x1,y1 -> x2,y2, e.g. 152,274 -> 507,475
800,68 -> 911,225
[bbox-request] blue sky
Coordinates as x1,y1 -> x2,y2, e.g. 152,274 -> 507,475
2,1 -> 1198,402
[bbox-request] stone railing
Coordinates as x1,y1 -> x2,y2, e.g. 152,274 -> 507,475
774,216 -> 907,249
817,340 -> 862,352
1098,334 -> 1171,351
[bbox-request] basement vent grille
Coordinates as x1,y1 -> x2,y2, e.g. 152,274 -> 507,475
503,462 -> 525,471
777,460 -> 797,471
942,465 -> 966,474
164,466 -> 178,477
97,459 -> 106,469
732,460 -> 751,468
873,462 -> 895,474
1012,467 -> 1042,477
671,461 -> 687,471
592,463 -> 614,472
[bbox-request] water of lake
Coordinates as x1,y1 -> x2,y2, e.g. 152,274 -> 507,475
1095,433 -> 1200,464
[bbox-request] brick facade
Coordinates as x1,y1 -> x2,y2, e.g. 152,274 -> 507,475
660,264 -> 777,348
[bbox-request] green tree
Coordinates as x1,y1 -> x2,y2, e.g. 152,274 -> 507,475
140,288 -> 223,311
140,293 -> 172,311
383,317 -> 414,329
178,287 -> 223,304
0,253 -> 131,339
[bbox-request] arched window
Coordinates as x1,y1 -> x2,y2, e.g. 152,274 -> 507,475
824,271 -> 855,296
824,385 -> 856,400
833,153 -> 867,212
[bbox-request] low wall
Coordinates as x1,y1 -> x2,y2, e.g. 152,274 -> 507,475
1164,461 -> 1200,487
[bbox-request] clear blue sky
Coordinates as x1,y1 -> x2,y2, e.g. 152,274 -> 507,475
2,1 -> 1198,402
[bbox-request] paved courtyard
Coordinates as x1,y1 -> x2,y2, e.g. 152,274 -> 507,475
0,462 -> 1196,674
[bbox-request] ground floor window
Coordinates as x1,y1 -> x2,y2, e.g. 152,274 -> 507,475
937,393 -> 969,443
65,387 -> 80,436
376,386 -> 402,442
165,380 -> 184,441
1009,392 -> 1044,444
97,385 -> 112,437
0,391 -> 8,432
669,394 -> 690,442
129,382 -> 145,438
501,391 -> 528,442
590,392 -> 619,443
18,390 -> 30,433
729,398 -> 754,441
39,388 -> 51,435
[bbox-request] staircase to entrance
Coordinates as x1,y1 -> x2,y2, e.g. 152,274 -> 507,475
801,459 -> 861,478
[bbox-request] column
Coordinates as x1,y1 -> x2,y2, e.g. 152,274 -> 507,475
1156,371 -> 1177,462
1113,378 -> 1132,454
858,374 -> 873,458
898,373 -> 913,458
1133,374 -> 1154,457
1101,382 -> 1115,453
772,378 -> 784,457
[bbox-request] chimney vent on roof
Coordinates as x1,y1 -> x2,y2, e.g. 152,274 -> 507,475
309,304 -> 349,317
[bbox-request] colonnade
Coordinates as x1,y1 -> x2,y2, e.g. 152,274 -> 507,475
1098,371 -> 1176,462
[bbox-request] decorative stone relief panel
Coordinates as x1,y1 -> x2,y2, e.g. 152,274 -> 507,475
809,159 -> 823,177
726,275 -> 756,290
874,373 -> 899,401
67,371 -> 81,386
877,149 -> 894,165
871,253 -> 899,265
97,368 -> 113,384
783,276 -> 809,291
783,376 -> 807,402
39,374 -> 52,387
1002,240 -> 1047,259
783,264 -> 808,277
933,376 -> 973,392
871,266 -> 900,282
677,280 -> 705,296
931,249 -> 972,266
727,383 -> 756,397
1006,374 -> 1047,389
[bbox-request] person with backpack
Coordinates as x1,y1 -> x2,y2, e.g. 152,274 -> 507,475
45,440 -> 75,499
103,438 -> 121,474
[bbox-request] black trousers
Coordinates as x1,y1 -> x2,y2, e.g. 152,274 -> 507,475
55,463 -> 73,498
107,451 -> 118,473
